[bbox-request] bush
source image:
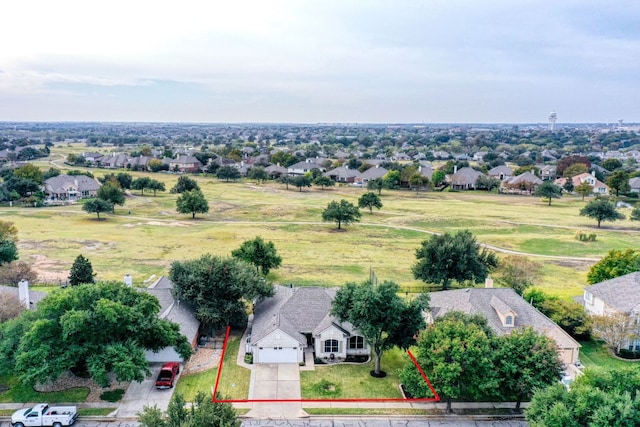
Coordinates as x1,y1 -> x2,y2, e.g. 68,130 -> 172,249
575,231 -> 597,242
244,353 -> 253,364
617,349 -> 640,360
100,388 -> 125,402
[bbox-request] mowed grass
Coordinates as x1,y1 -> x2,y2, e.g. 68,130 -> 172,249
578,340 -> 639,371
0,374 -> 89,403
300,347 -> 406,399
174,336 -> 250,401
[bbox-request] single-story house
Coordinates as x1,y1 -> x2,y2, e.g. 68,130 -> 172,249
323,166 -> 359,183
629,177 -> 640,193
583,272 -> 640,351
248,285 -> 370,364
353,165 -> 388,186
488,165 -> 513,181
287,159 -> 326,176
501,172 -> 543,194
43,175 -> 102,202
426,287 -> 581,366
143,276 -> 201,362
447,167 -> 485,190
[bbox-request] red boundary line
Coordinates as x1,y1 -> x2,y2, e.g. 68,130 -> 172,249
212,325 -> 440,403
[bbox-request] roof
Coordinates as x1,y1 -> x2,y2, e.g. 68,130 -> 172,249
324,166 -> 359,179
251,285 -> 355,346
584,272 -> 640,313
359,166 -> 388,180
44,175 -> 101,193
503,172 -> 542,186
488,165 -> 513,177
427,288 -> 580,351
448,167 -> 484,185
0,284 -> 47,307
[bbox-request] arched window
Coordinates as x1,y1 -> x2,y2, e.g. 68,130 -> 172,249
324,339 -> 339,353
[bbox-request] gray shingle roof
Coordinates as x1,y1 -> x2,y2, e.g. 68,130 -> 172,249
585,272 -> 640,313
0,284 -> 47,308
428,288 -> 579,351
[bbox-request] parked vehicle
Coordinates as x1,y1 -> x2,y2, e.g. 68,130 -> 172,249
155,362 -> 180,389
11,403 -> 78,427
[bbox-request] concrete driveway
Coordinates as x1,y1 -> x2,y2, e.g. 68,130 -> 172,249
117,363 -> 182,418
246,364 -> 307,418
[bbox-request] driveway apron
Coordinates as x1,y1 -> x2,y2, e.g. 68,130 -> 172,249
245,363 -> 308,418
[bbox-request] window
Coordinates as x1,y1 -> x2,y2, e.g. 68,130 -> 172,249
505,315 -> 514,326
629,339 -> 640,352
584,291 -> 593,304
324,339 -> 339,353
349,336 -> 364,349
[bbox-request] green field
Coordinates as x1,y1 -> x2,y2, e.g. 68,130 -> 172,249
7,146 -> 640,298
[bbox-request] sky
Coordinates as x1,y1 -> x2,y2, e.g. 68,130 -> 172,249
1,0 -> 639,124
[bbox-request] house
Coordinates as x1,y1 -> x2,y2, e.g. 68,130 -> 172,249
143,276 -> 200,362
427,287 -> 581,366
0,280 -> 47,311
539,165 -> 557,181
264,164 -> 288,179
488,165 -> 513,181
501,172 -> 543,194
447,167 -> 485,190
248,286 -> 370,364
583,272 -> 640,351
287,159 -> 326,176
353,165 -> 388,186
555,172 -> 609,195
473,151 -> 489,162
323,166 -> 359,183
43,175 -> 102,203
629,177 -> 640,193
168,155 -> 203,173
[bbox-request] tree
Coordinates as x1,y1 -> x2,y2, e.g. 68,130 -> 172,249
291,175 -> 312,192
82,198 -> 113,220
591,312 -> 636,355
176,189 -> 209,219
562,163 -> 588,178
43,167 -> 61,180
231,236 -> 282,275
97,180 -> 125,213
322,199 -> 361,230
524,289 -> 592,340
169,254 -> 273,333
0,261 -> 38,286
494,328 -> 563,411
607,170 -> 631,197
358,192 -> 383,214
382,170 -> 400,189
331,280 -> 427,377
575,181 -> 593,200
587,249 -> 640,284
247,167 -> 268,184
13,163 -> 44,184
631,206 -> 640,221
412,230 -> 498,289
367,178 -> 384,195
131,177 -> 152,196
100,172 -> 132,189
148,158 -> 169,172
0,220 -> 18,266
602,158 -> 623,171
400,312 -> 496,413
68,254 -> 95,285
494,255 -> 542,295
556,155 -> 591,176
0,282 -> 192,386
475,175 -> 500,192
313,175 -> 335,190
170,176 -> 200,194
431,170 -> 446,187
138,392 -> 240,427
534,181 -> 562,206
562,178 -> 574,193
580,199 -> 625,227
216,165 -> 241,182
147,179 -> 166,196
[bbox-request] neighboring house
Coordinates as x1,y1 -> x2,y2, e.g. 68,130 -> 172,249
473,151 -> 489,162
43,175 -> 102,203
323,166 -> 359,183
248,285 -> 370,364
287,159 -> 326,176
143,276 -> 200,362
539,165 -> 557,181
447,167 -> 485,190
426,287 -> 581,366
488,165 -> 513,181
501,172 -> 543,194
555,172 -> 609,195
168,155 -> 203,173
353,165 -> 388,186
264,164 -> 288,179
629,177 -> 640,193
0,281 -> 47,310
583,272 -> 640,351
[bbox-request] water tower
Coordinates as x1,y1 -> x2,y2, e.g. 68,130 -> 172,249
548,111 -> 557,131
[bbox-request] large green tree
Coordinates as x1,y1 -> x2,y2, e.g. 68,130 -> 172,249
587,249 -> 640,284
412,230 -> 498,289
606,170 -> 631,197
138,392 -> 240,427
358,192 -> 383,214
291,175 -> 312,192
331,280 -> 427,377
248,167 -> 268,184
176,189 -> 209,219
322,199 -> 361,230
82,198 -> 113,220
170,176 -> 200,194
147,179 -> 166,196
575,181 -> 594,200
97,180 -> 125,213
231,236 -> 282,275
0,220 -> 18,266
534,181 -> 562,206
68,254 -> 95,285
0,282 -> 192,386
579,199 -> 625,227
494,255 -> 542,295
216,165 -> 241,182
169,254 -> 273,333
313,175 -> 335,190
132,177 -> 152,196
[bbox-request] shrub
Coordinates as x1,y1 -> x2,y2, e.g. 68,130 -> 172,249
575,231 -> 596,242
100,389 -> 125,402
617,349 -> 640,360
244,353 -> 253,364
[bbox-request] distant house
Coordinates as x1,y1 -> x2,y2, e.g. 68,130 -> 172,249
43,175 -> 101,203
353,165 -> 388,186
583,272 -> 640,352
168,155 -> 203,173
555,172 -> 609,195
287,159 -> 326,176
248,286 -> 370,364
539,165 -> 557,181
629,177 -> 640,193
427,287 -> 581,366
447,167 -> 484,190
488,165 -> 513,181
473,151 -> 489,162
0,281 -> 46,311
143,276 -> 200,363
323,166 -> 359,183
264,164 -> 288,179
501,172 -> 543,194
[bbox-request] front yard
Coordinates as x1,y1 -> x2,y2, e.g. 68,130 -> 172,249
579,340 -> 640,371
300,347 -> 406,399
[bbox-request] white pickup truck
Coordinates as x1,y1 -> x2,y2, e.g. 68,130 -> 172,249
11,403 -> 78,427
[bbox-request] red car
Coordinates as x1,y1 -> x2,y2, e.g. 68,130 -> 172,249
155,362 -> 180,389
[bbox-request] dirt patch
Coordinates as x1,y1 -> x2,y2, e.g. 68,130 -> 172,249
184,348 -> 222,374
548,259 -> 595,270
29,254 -> 68,284
121,221 -> 191,228
35,371 -> 129,402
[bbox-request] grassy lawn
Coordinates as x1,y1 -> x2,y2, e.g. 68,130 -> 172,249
300,347 -> 405,399
304,408 -> 431,416
174,336 -> 250,401
0,375 -> 89,403
578,340 -> 639,371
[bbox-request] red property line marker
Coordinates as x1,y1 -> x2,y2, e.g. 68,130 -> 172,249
212,325 -> 440,403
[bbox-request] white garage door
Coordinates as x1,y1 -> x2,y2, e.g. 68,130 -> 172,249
258,347 -> 298,363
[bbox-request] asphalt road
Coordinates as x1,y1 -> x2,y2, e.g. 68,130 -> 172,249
0,417 -> 528,427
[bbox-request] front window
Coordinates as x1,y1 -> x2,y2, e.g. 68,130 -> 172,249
505,315 -> 513,326
349,336 -> 364,349
584,291 -> 593,304
324,339 -> 339,353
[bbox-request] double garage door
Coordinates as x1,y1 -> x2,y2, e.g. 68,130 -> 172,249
258,347 -> 298,363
